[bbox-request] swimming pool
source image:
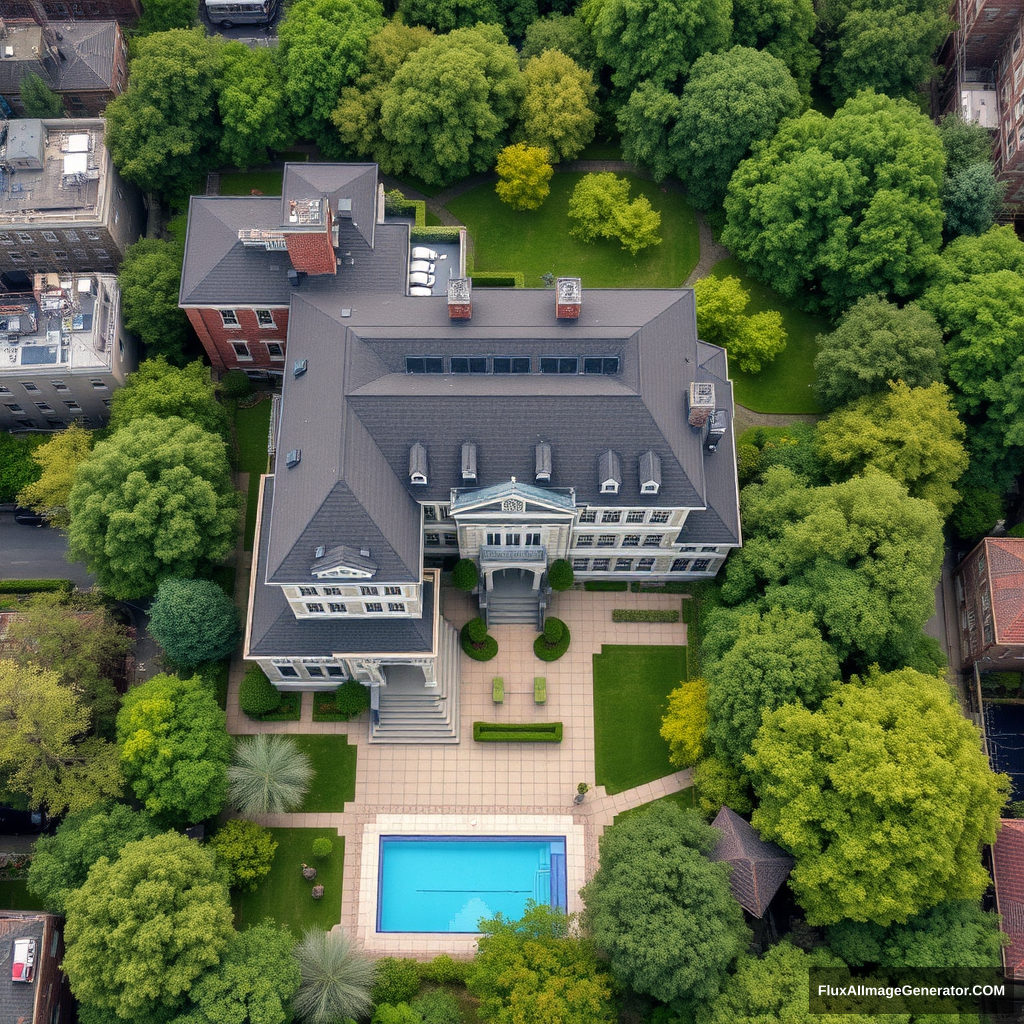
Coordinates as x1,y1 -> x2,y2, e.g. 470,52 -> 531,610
377,835 -> 567,932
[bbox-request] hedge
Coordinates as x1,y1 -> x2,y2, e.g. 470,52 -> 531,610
312,680 -> 371,721
473,721 -> 563,742
461,620 -> 498,661
239,664 -> 281,718
0,578 -> 74,595
583,581 -> 628,591
411,226 -> 462,243
534,618 -> 570,661
383,190 -> 427,227
612,608 -> 680,622
470,271 -> 525,288
255,692 -> 302,722
631,581 -> 690,593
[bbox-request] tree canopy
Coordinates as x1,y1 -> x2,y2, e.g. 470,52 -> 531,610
376,25 -> 523,186
722,91 -> 945,315
397,0 -> 501,34
747,667 -> 1009,926
218,43 -> 294,169
521,14 -> 597,68
148,577 -> 241,669
815,381 -> 968,517
581,803 -> 749,1009
0,660 -> 122,817
518,49 -> 598,161
495,144 -> 553,211
568,172 -> 661,255
138,0 -> 199,33
20,72 -> 66,118
694,274 -> 787,373
813,295 -> 945,411
721,467 -> 944,669
660,677 -> 708,768
116,673 -> 230,826
469,903 -> 616,1024
730,0 -> 817,90
938,114 -> 1004,238
67,415 -> 239,599
16,424 -> 94,529
105,29 -> 223,195
118,239 -> 191,364
63,831 -> 234,1020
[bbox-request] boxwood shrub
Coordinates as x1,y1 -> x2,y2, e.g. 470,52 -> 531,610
473,721 -> 563,742
313,680 -> 371,721
547,558 -> 574,591
583,580 -> 628,591
534,618 -> 570,661
239,664 -> 281,718
612,608 -> 680,622
631,581 -> 690,593
452,558 -> 478,591
461,619 -> 498,661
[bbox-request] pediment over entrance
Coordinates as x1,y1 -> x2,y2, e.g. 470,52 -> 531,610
449,479 -> 576,517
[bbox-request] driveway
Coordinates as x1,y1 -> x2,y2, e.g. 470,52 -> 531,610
0,513 -> 93,588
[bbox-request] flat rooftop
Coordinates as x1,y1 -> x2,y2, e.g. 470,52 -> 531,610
0,273 -> 117,372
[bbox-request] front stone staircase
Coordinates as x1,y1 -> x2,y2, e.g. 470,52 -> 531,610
484,571 -> 544,628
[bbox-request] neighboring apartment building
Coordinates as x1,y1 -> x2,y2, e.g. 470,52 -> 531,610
955,536 -> 1024,669
2,0 -> 140,19
0,18 -> 128,117
0,270 -> 136,430
0,911 -> 74,1024
941,0 -> 1024,200
0,117 -> 144,277
207,164 -> 742,742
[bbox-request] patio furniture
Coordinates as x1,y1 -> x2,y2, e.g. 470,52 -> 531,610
492,677 -> 504,703
534,677 -> 547,704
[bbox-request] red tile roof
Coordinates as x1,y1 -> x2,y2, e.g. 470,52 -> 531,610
992,819 -> 1024,979
987,539 -> 1024,645
710,806 -> 794,918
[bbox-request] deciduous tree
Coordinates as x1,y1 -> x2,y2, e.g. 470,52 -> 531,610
16,423 -> 94,528
63,831 -> 234,1020
148,577 -> 241,669
494,143 -> 553,210
118,240 -> 190,364
581,803 -> 749,1010
730,0 -> 817,90
138,0 -> 199,32
616,82 -> 683,183
0,660 -> 122,816
218,43 -> 293,170
521,14 -> 597,68
209,819 -> 277,892
104,29 -> 223,196
694,275 -> 787,373
568,172 -> 661,255
747,667 -> 1009,926
20,72 -> 65,117
816,382 -> 968,517
0,433 -> 42,504
813,295 -> 945,410
396,0 -> 500,33
723,91 -> 944,315
939,113 -> 1004,239
116,672 -> 230,826
659,678 -> 707,768
67,415 -> 240,599
518,49 -> 598,161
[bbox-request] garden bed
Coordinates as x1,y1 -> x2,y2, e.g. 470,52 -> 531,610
612,608 -> 680,622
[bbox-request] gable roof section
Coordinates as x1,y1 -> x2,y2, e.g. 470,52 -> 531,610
450,479 -> 577,514
710,806 -> 794,917
57,22 -> 117,92
993,819 -> 1024,979
282,163 -> 378,247
986,538 -> 1024,645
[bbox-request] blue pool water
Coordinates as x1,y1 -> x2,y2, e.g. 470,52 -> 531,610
377,836 -> 567,932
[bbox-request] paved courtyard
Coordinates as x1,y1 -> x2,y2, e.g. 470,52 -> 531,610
228,579 -> 693,954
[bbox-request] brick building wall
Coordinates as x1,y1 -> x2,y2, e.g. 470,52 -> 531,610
3,0 -> 140,16
186,306 -> 290,373
284,229 -> 337,276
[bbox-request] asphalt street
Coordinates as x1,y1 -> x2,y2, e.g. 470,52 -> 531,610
0,512 -> 94,588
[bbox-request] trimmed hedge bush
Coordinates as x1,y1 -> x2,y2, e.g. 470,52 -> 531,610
219,369 -> 253,399
470,272 -> 525,288
312,837 -> 333,858
474,721 -> 563,742
547,558 -> 574,591
452,558 -> 478,591
411,226 -> 461,242
239,664 -> 281,718
383,189 -> 427,226
312,680 -> 371,721
612,608 -> 680,622
419,954 -> 470,984
534,618 -> 570,661
583,580 -> 628,591
256,692 -> 302,722
466,616 -> 487,643
461,620 -> 498,661
0,578 -> 74,594
631,581 -> 690,593
372,958 -> 421,1007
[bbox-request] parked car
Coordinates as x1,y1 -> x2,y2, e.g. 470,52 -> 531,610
409,273 -> 436,287
11,939 -> 35,983
13,507 -> 44,526
409,286 -> 433,296
0,806 -> 45,834
411,247 -> 439,261
409,260 -> 435,274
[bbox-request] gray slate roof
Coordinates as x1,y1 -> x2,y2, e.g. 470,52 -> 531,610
710,806 -> 794,917
0,22 -> 116,96
0,913 -> 46,1024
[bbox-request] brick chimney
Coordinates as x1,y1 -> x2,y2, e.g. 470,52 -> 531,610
448,278 -> 472,320
282,197 -> 337,276
556,277 -> 581,319
687,382 -> 715,428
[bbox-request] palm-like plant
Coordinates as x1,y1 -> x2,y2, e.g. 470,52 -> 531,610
293,929 -> 374,1024
227,734 -> 314,815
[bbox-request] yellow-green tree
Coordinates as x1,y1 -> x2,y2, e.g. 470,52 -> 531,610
518,49 -> 597,161
660,678 -> 707,767
17,423 -> 93,528
694,274 -> 787,373
495,143 -> 553,211
568,173 -> 661,255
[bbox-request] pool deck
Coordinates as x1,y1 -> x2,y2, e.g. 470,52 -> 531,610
227,584 -> 692,956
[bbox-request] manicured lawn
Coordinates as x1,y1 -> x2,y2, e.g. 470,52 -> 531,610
612,788 -> 697,826
709,257 -> 828,415
233,828 -> 344,932
0,880 -> 45,911
592,644 -> 688,795
219,171 -> 285,196
234,400 -> 273,551
447,173 -> 700,288
292,735 -> 358,813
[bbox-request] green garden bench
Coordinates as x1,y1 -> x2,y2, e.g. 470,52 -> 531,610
492,677 -> 504,703
534,677 -> 546,704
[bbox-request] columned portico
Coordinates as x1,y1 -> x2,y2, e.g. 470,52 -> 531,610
480,546 -> 548,591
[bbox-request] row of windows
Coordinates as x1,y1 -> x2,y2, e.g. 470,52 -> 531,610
405,356 -> 620,376
425,532 -> 458,546
5,400 -> 83,414
571,557 -> 713,573
0,380 -> 107,394
485,532 -> 541,547
422,505 -> 451,521
4,249 -> 110,263
230,340 -> 284,360
305,602 -> 405,614
276,663 -> 346,678
220,309 -> 278,328
576,534 -> 664,548
297,585 -> 403,597
578,509 -> 672,525
0,230 -> 103,244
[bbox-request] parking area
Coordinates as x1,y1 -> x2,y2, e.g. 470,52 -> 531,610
408,242 -> 460,297
0,512 -> 92,588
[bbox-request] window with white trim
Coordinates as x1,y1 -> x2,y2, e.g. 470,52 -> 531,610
300,587 -> 318,596
691,559 -> 711,571
644,535 -> 663,547
576,535 -> 594,547
231,341 -> 251,360
671,559 -> 690,572
602,510 -> 621,523
384,586 -> 402,595
21,381 -> 40,392
649,510 -> 670,523
306,602 -> 325,613
323,587 -> 342,595
307,666 -> 324,676
256,309 -> 276,327
578,509 -> 596,523
637,557 -> 655,571
622,535 -> 640,547
615,558 -> 632,571
220,309 -> 240,327
279,665 -> 299,677
327,665 -> 345,677
388,602 -> 405,612
266,342 -> 284,359
365,602 -> 384,612
592,558 -> 610,570
597,535 -> 616,547
572,558 -> 589,571
328,603 -> 346,613
425,533 -> 440,545
64,400 -> 83,413
626,510 -> 646,523
360,586 -> 379,596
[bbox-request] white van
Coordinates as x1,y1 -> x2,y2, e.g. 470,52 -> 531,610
205,0 -> 278,28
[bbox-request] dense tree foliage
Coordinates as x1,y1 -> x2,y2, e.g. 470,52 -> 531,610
939,113 -> 1005,239
294,929 -> 374,1024
138,0 -> 199,33
469,903 -> 616,1024
20,72 -> 66,117
694,275 -> 787,373
209,819 -> 277,892
67,415 -> 239,599
105,29 -> 223,195
521,14 -> 597,68
63,832 -> 234,1020
723,91 -> 945,315
28,802 -> 159,913
518,49 -> 598,161
703,606 -> 839,771
582,803 -> 748,1010
816,382 -> 968,516
660,677 -> 708,767
731,0 -> 817,90
118,240 -> 190,364
0,433 -> 42,504
568,173 -> 661,255
397,0 -> 500,33
495,144 -> 553,210
16,424 -> 94,529
218,43 -> 294,169
148,577 -> 241,669
116,673 -> 230,826
375,25 -> 523,186
579,0 -> 732,95
723,467 -> 943,668
748,667 -> 1009,926
0,660 -> 122,816
813,295 -> 945,411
